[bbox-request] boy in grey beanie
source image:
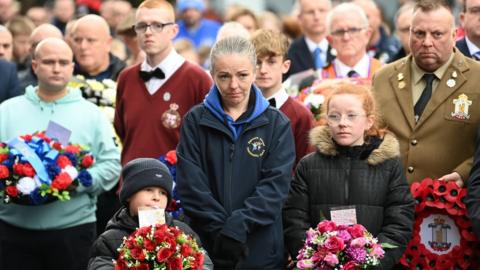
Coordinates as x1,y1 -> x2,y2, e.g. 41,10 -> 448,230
88,158 -> 213,270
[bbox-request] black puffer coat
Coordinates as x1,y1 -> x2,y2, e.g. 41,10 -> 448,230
87,207 -> 213,270
283,126 -> 414,269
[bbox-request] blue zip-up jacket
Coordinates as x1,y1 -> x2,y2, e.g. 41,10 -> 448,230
177,85 -> 295,269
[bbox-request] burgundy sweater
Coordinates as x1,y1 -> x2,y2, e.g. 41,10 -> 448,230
114,61 -> 212,164
280,97 -> 314,168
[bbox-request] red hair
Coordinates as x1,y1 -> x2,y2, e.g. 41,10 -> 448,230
321,83 -> 386,137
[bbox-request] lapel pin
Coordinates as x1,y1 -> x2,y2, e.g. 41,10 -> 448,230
447,79 -> 456,88
398,81 -> 406,89
397,73 -> 404,81
452,71 -> 458,78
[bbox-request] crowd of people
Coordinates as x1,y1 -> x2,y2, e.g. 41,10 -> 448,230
1,0 -> 480,269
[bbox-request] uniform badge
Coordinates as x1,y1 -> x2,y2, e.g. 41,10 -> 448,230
446,79 -> 456,88
161,103 -> 181,129
451,94 -> 472,120
397,73 -> 404,81
398,81 -> 406,89
452,71 -> 458,78
163,91 -> 171,102
246,137 -> 266,158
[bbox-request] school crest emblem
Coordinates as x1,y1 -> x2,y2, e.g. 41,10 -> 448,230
247,137 -> 266,157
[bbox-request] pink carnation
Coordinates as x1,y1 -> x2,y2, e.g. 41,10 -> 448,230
324,253 -> 339,266
350,237 -> 367,248
370,244 -> 385,257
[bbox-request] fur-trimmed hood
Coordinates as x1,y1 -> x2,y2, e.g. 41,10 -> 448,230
309,125 -> 400,165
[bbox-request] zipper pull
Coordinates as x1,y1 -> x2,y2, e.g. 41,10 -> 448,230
230,144 -> 235,161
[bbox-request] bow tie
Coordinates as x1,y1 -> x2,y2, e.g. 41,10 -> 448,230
139,68 -> 165,81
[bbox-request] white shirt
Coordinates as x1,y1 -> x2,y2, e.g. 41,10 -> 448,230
140,49 -> 185,95
305,37 -> 330,66
266,86 -> 289,109
465,36 -> 480,57
333,54 -> 370,78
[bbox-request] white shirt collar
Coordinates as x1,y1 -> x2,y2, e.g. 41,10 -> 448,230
140,49 -> 185,95
305,37 -> 329,53
266,86 -> 289,109
141,49 -> 185,74
465,36 -> 480,56
334,54 -> 370,78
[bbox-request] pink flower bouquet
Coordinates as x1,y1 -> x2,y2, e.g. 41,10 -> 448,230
296,220 -> 395,270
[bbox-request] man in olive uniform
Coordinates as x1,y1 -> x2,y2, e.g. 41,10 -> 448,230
373,0 -> 480,186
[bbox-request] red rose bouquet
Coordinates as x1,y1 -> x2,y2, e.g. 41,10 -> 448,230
115,223 -> 204,270
0,132 -> 94,205
296,220 -> 395,270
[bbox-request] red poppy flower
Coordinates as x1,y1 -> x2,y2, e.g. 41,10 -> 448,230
456,189 -> 467,209
444,181 -> 460,202
433,180 -> 448,196
165,150 -> 177,165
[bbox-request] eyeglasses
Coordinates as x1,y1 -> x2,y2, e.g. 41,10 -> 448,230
133,22 -> 174,34
327,113 -> 366,124
330,27 -> 365,37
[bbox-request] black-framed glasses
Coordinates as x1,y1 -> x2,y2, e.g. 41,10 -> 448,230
331,27 -> 365,37
133,22 -> 174,34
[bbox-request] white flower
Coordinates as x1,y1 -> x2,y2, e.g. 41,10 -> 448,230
62,165 -> 78,180
102,79 -> 116,89
304,93 -> 325,109
102,87 -> 117,103
16,177 -> 36,195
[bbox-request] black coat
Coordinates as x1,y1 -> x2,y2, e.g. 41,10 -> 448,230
87,207 -> 213,270
283,126 -> 414,269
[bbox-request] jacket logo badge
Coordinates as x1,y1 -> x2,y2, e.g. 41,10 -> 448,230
161,103 -> 181,129
451,94 -> 471,120
247,137 -> 265,157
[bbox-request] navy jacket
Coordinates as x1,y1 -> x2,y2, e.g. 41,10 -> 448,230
456,38 -> 473,58
0,60 -> 21,103
177,85 -> 295,269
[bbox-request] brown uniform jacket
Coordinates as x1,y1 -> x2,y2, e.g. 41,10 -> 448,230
372,49 -> 480,184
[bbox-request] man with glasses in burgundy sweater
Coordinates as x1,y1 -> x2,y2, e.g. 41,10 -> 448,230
114,0 -> 212,166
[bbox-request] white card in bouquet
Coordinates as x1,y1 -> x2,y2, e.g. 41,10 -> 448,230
138,206 -> 166,227
330,206 -> 357,225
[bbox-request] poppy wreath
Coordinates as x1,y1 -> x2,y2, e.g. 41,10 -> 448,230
158,150 -> 184,220
0,132 -> 94,205
400,178 -> 480,269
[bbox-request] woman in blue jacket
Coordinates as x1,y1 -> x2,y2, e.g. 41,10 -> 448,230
177,36 -> 295,270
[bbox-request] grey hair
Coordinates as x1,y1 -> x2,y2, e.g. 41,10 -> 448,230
394,2 -> 415,26
216,22 -> 250,41
209,36 -> 257,74
326,3 -> 369,34
0,25 -> 11,34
